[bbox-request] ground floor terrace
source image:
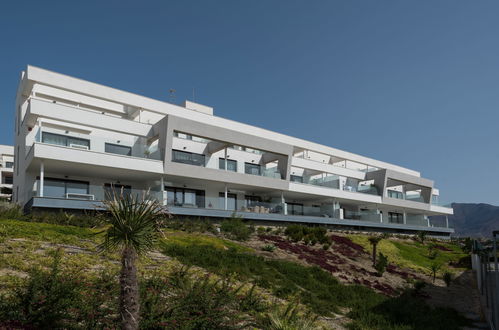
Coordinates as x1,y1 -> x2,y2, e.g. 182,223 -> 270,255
21,164 -> 453,237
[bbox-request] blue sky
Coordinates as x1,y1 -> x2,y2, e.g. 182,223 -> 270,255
0,1 -> 498,205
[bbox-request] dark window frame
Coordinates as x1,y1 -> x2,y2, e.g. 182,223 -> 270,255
290,175 -> 303,183
36,176 -> 90,197
219,158 -> 237,172
244,162 -> 261,175
105,143 -> 132,156
172,149 -> 206,167
166,186 -> 205,208
42,131 -> 90,149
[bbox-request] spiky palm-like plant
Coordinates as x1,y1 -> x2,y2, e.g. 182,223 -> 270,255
99,192 -> 169,330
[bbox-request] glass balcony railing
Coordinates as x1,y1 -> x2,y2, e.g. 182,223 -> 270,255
32,180 -> 162,203
33,127 -> 162,161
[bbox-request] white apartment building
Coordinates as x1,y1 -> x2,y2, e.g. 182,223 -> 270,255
0,145 -> 14,200
13,66 -> 453,236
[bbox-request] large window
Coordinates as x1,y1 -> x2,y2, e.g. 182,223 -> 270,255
287,203 -> 304,216
245,162 -> 261,175
387,190 -> 404,199
105,143 -> 132,156
5,162 -> 13,168
388,212 -> 404,224
290,175 -> 303,183
104,183 -> 132,200
166,187 -> 205,208
3,176 -> 13,185
42,132 -> 90,149
219,158 -> 237,172
41,178 -> 89,199
219,192 -> 237,211
172,150 -> 205,167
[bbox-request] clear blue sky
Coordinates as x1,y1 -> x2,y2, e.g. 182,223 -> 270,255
0,1 -> 498,205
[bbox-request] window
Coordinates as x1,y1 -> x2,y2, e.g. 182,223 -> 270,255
219,192 -> 237,211
245,195 -> 262,207
172,150 -> 205,167
387,190 -> 404,199
104,183 -> 132,200
105,143 -> 132,156
42,132 -> 90,149
219,158 -> 237,172
245,162 -> 261,175
41,178 -> 89,199
5,162 -> 13,168
3,176 -> 13,185
287,203 -> 304,216
166,187 -> 205,207
290,175 -> 303,183
388,212 -> 404,224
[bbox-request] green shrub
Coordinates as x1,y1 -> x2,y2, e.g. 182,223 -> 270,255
257,226 -> 266,234
265,227 -> 273,233
220,215 -> 253,241
375,252 -> 388,277
262,302 -> 319,330
140,269 -> 252,329
0,204 -> 24,220
413,280 -> 427,295
165,217 -> 217,234
443,271 -> 453,287
284,225 -> 327,244
0,249 -> 119,328
322,243 -> 331,251
262,244 -> 276,252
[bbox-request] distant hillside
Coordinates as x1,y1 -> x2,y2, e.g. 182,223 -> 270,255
431,203 -> 499,238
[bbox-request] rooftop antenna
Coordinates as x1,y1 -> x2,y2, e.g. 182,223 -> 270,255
169,89 -> 176,103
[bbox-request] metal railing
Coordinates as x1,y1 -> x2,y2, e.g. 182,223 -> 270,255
472,232 -> 499,330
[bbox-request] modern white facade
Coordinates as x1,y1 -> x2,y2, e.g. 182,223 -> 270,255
0,145 -> 14,200
13,66 -> 454,236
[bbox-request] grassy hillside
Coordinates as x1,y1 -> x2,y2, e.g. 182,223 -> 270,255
348,234 -> 467,274
0,218 -> 472,329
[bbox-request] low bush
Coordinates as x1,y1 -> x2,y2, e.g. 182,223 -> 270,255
165,217 -> 217,234
284,225 -> 328,244
220,215 -> 253,241
375,253 -> 389,277
262,244 -> 276,252
443,271 -> 453,287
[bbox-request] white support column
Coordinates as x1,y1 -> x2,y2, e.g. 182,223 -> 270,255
445,216 -> 449,228
427,216 -> 430,227
224,148 -> 228,171
39,161 -> 44,197
403,211 -> 407,225
281,191 -> 287,215
160,176 -> 165,205
224,185 -> 228,210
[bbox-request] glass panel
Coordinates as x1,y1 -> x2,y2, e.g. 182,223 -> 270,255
166,188 -> 175,206
290,175 -> 303,183
67,136 -> 90,148
172,150 -> 205,166
4,176 -> 13,184
105,143 -> 132,156
104,184 -> 131,200
245,195 -> 261,207
219,158 -> 237,172
44,179 -> 66,198
184,189 -> 196,205
245,163 -> 261,175
5,162 -> 13,168
219,192 -> 237,210
66,182 -> 89,195
42,132 -> 67,146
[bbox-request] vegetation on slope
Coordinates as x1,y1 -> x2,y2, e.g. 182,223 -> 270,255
348,234 -> 467,274
0,217 -> 472,329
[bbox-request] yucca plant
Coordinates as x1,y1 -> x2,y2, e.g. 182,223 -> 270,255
99,190 -> 170,330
